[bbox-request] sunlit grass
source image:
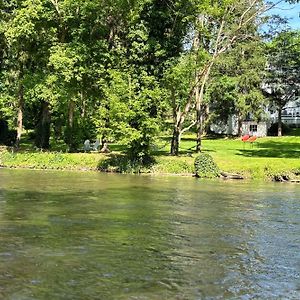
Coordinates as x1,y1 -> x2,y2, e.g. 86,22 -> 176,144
177,134 -> 300,179
1,131 -> 300,179
152,132 -> 300,178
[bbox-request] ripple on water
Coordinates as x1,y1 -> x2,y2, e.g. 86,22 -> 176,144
0,170 -> 299,299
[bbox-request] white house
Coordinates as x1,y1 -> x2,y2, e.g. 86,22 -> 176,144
210,116 -> 268,137
268,100 -> 300,128
210,99 -> 300,136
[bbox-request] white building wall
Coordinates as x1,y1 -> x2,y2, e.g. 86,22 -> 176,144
210,116 -> 267,136
241,122 -> 267,137
268,99 -> 300,127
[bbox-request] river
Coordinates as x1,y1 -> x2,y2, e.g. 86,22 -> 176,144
0,169 -> 299,299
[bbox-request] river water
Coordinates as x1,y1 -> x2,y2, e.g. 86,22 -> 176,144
0,169 -> 299,299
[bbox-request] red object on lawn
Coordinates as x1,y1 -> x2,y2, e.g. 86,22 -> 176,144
248,135 -> 257,143
241,135 -> 250,142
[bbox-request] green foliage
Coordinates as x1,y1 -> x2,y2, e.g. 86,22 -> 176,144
194,153 -> 220,178
152,156 -> 194,174
0,150 -> 106,170
0,133 -> 300,180
265,30 -> 300,122
63,123 -> 84,153
267,122 -> 291,136
98,154 -> 155,174
0,0 -> 298,161
35,120 -> 50,149
209,40 -> 267,126
0,119 -> 17,146
0,119 -> 8,144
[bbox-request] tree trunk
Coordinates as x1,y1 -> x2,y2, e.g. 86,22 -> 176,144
278,105 -> 282,137
194,17 -> 225,152
101,101 -> 110,153
67,100 -> 76,152
195,69 -> 211,153
171,125 -> 180,156
35,101 -> 51,149
238,115 -> 243,137
193,18 -> 201,153
195,108 -> 202,153
16,82 -> 24,148
68,100 -> 75,128
170,91 -> 185,156
80,89 -> 86,118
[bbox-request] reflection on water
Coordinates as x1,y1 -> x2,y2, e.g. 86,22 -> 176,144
0,169 -> 299,299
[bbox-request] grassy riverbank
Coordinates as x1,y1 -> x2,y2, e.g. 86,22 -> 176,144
0,132 -> 300,180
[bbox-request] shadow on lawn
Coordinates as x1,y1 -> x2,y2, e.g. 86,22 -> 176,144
152,141 -> 216,156
238,140 -> 300,158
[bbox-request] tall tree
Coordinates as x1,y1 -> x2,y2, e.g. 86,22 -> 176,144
0,0 -> 50,147
167,0 -> 280,155
94,0 -> 191,159
265,30 -> 300,136
208,40 -> 267,136
164,54 -> 198,155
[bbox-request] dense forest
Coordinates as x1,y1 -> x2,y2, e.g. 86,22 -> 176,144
0,0 -> 299,162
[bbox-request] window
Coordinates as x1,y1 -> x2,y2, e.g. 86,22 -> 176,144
250,124 -> 257,132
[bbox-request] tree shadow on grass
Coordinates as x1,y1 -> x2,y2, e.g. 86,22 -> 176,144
152,136 -> 216,157
238,140 -> 300,158
151,148 -> 216,157
178,134 -> 229,142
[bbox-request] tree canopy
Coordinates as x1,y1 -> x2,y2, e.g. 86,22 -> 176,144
0,0 -> 298,157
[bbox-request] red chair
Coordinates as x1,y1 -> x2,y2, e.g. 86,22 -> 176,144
248,135 -> 257,143
248,135 -> 257,147
241,135 -> 250,142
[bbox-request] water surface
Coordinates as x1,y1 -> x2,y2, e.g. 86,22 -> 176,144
0,169 -> 299,299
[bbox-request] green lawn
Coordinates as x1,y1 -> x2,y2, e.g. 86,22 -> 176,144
1,132 -> 300,180
170,134 -> 300,179
214,137 -> 299,178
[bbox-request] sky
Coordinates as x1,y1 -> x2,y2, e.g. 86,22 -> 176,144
268,1 -> 300,29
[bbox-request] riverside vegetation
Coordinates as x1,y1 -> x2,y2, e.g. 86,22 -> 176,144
0,131 -> 299,181
0,1 -> 300,168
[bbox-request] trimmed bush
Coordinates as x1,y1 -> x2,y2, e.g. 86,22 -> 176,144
194,153 -> 220,178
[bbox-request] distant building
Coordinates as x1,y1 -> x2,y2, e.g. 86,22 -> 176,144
268,100 -> 300,128
210,99 -> 300,136
240,121 -> 268,137
210,116 -> 268,137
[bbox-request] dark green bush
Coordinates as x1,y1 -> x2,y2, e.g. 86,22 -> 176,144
194,153 -> 220,178
5,130 -> 17,146
98,154 -> 155,174
267,122 -> 290,136
35,121 -> 51,149
0,120 -> 17,146
0,119 -> 9,144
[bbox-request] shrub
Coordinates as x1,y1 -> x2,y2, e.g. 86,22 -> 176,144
5,130 -> 17,146
0,119 -> 8,144
267,122 -> 290,136
98,154 -> 155,174
194,153 -> 220,178
0,120 -> 16,146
